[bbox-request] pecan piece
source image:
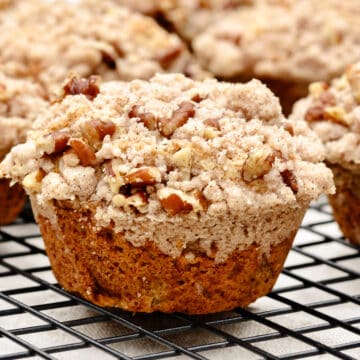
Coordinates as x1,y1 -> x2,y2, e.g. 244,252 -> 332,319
156,44 -> 183,69
22,169 -> 46,193
305,105 -> 325,122
128,105 -> 157,130
204,118 -> 220,130
124,167 -> 161,186
63,75 -> 100,100
82,119 -> 116,145
242,147 -> 275,183
158,188 -> 193,216
50,131 -> 71,154
69,139 -> 97,166
127,191 -> 149,213
158,101 -> 195,138
281,170 -> 299,194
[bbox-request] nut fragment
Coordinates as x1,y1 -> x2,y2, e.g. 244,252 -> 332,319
156,44 -> 183,69
305,105 -> 325,122
50,131 -> 71,154
309,81 -> 328,98
158,101 -> 195,138
158,188 -> 193,216
242,147 -> 275,183
204,118 -> 220,130
194,190 -> 209,212
172,147 -> 192,168
82,119 -> 116,145
22,169 -> 45,193
324,106 -> 349,126
63,75 -> 100,100
281,170 -> 299,194
128,105 -> 157,130
127,192 -> 149,213
124,167 -> 161,186
69,139 -> 97,166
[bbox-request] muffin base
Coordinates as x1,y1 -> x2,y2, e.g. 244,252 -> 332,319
328,165 -> 360,246
0,179 -> 26,225
37,202 -> 300,314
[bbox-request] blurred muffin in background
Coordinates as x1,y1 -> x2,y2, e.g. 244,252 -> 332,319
0,0 -> 209,99
0,72 -> 48,224
193,0 -> 360,114
291,63 -> 360,245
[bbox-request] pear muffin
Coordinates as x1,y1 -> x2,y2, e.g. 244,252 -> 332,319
292,63 -> 360,246
193,0 -> 360,114
0,0 -> 208,98
0,72 -> 48,225
1,74 -> 333,313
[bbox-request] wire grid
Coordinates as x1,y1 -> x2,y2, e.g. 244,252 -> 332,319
0,198 -> 359,360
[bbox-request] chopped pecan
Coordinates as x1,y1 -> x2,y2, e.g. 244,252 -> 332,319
158,101 -> 195,138
284,122 -> 294,136
305,105 -> 325,122
127,191 -> 149,213
22,169 -> 46,193
324,106 -> 349,126
156,44 -> 183,69
158,189 -> 193,216
281,170 -> 299,194
172,147 -> 192,168
69,138 -> 97,166
191,94 -> 204,103
50,131 -> 71,154
204,118 -> 220,130
194,190 -> 209,212
242,147 -> 275,183
124,167 -> 161,186
104,161 -> 115,177
128,105 -> 157,130
63,75 -> 100,100
82,119 -> 116,145
319,90 -> 336,106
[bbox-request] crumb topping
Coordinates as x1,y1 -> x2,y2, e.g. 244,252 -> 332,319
1,74 -> 334,261
193,0 -> 360,81
0,0 -> 209,97
0,71 -> 48,160
292,62 -> 360,171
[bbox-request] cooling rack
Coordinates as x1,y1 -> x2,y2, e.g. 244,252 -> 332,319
0,197 -> 359,360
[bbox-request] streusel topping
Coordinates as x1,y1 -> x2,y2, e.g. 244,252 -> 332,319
0,72 -> 48,160
1,74 -> 334,261
193,0 -> 360,81
0,0 -> 208,97
292,62 -> 360,171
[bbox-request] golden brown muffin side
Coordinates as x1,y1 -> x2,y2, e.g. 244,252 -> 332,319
37,199 -> 304,314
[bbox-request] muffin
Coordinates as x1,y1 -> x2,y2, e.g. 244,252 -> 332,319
0,74 -> 334,313
0,0 -> 209,98
193,0 -> 360,114
292,63 -> 360,246
0,72 -> 48,224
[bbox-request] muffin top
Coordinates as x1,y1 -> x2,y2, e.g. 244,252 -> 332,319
0,0 -> 208,97
0,72 -> 48,160
292,63 -> 360,171
154,0 -> 254,41
1,73 -> 333,226
193,0 -> 360,81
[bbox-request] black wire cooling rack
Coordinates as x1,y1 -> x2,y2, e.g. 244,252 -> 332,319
0,197 -> 359,360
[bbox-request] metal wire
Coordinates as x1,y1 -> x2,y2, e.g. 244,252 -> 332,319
0,199 -> 359,360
